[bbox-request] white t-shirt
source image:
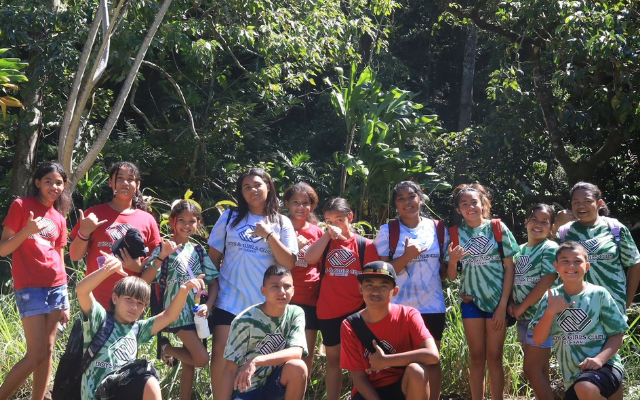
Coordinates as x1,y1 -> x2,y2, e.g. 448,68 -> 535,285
208,209 -> 298,315
375,218 -> 448,314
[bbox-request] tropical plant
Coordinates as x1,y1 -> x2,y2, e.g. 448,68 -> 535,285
0,48 -> 27,122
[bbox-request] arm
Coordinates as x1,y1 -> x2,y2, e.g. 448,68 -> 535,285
76,252 -> 127,315
303,230 -> 331,264
532,290 -> 575,345
626,263 -> 640,308
491,256 -> 515,330
266,234 -> 296,269
69,210 -> 108,261
447,242 -> 470,281
579,333 -> 623,371
367,338 -> 439,372
382,237 -> 427,274
218,360 -> 238,400
511,273 -> 557,319
151,276 -> 206,335
203,279 -> 219,314
350,370 -> 383,400
209,247 -> 223,270
234,347 -> 304,393
0,214 -> 48,257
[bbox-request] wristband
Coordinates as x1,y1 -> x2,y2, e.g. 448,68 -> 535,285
265,232 -> 274,242
156,257 -> 166,263
150,263 -> 161,272
77,231 -> 91,241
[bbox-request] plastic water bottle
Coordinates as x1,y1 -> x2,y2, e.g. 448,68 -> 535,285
193,304 -> 210,339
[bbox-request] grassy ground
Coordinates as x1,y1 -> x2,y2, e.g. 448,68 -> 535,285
0,283 -> 638,399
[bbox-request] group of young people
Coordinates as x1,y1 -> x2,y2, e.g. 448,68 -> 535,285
0,160 -> 638,400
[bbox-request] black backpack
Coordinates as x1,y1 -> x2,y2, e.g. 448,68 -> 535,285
52,314 -> 115,400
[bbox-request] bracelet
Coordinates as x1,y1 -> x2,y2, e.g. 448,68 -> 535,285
156,257 -> 165,263
265,232 -> 274,242
150,263 -> 160,272
77,231 -> 91,241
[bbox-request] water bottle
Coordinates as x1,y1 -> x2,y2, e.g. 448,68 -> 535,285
193,304 -> 210,339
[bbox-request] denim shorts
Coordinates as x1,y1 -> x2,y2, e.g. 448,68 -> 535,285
233,365 -> 285,400
14,285 -> 69,319
517,319 -> 553,348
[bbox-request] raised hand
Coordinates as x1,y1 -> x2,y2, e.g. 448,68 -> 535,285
25,212 -> 48,235
159,240 -> 182,258
403,237 -> 428,260
546,289 -> 575,315
253,218 -> 273,240
296,234 -> 309,249
78,209 -> 108,236
366,341 -> 388,372
448,242 -> 471,264
181,274 -> 206,293
326,224 -> 347,241
99,250 -> 127,276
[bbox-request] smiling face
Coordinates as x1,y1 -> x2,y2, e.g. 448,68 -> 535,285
171,211 -> 199,242
111,293 -> 147,324
261,274 -> 294,309
526,209 -> 552,245
109,166 -> 139,202
456,192 -> 484,225
242,174 -> 269,214
554,247 -> 590,284
324,210 -> 353,233
571,189 -> 603,226
285,192 -> 312,224
35,171 -> 65,206
394,186 -> 422,220
359,277 -> 399,308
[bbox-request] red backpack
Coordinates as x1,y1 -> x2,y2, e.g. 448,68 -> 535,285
449,219 -> 506,266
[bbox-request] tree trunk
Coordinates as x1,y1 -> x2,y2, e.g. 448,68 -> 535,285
8,89 -> 41,199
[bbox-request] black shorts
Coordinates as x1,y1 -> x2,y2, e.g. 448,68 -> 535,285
112,373 -> 155,400
421,313 -> 446,341
208,308 -> 237,331
291,303 -> 319,331
318,307 -> 363,347
352,380 -> 404,400
564,364 -> 622,400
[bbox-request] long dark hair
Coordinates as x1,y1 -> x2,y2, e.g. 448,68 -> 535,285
29,162 -> 72,216
108,161 -> 148,212
322,197 -> 354,232
283,182 -> 320,224
526,204 -> 556,233
570,182 -> 609,216
232,168 -> 280,227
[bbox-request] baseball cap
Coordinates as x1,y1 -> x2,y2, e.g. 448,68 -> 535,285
111,228 -> 148,259
357,261 -> 397,286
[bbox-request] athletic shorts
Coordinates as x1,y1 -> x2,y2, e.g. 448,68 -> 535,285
318,307 -> 363,347
233,365 -> 286,400
14,285 -> 69,319
460,300 -> 493,319
352,379 -> 404,400
421,313 -> 446,341
166,323 -> 196,334
208,308 -> 237,331
291,303 -> 319,331
564,364 -> 622,400
111,371 -> 155,400
517,319 -> 552,348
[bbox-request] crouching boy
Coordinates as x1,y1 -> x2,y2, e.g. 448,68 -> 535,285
219,265 -> 308,400
340,261 -> 440,400
531,242 -> 628,400
77,251 -> 206,400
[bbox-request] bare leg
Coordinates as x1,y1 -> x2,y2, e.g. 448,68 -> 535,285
523,344 -> 553,400
573,381 -> 607,400
211,324 -> 231,399
324,344 -> 342,400
179,364 -> 195,400
302,329 -> 317,379
485,319 -> 506,400
280,359 -> 308,400
142,377 -> 162,400
401,363 -> 429,400
165,330 -> 209,367
462,318 -> 487,400
425,340 -> 442,400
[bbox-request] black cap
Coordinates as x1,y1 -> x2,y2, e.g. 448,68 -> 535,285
357,261 -> 397,286
111,228 -> 148,259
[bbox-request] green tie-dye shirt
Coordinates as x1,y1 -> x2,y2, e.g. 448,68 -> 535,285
562,218 -> 640,315
224,304 -> 307,392
81,302 -> 155,400
530,284 -> 628,389
145,242 -> 219,328
444,220 -> 519,312
512,240 -> 558,321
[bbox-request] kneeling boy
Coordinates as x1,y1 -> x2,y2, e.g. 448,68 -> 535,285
341,261 -> 440,400
77,251 -> 206,400
531,242 -> 628,400
219,265 -> 308,400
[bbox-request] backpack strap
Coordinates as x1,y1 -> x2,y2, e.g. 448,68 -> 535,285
434,220 -> 445,258
450,225 -> 459,249
78,313 -> 115,377
346,312 -> 380,354
356,234 -> 368,267
603,217 -> 623,265
194,243 -> 206,264
491,219 -> 505,260
221,209 -> 235,256
558,222 -> 572,243
388,219 -> 400,259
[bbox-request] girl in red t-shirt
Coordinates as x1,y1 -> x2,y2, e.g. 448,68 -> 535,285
283,182 -> 324,376
305,198 -> 379,400
0,162 -> 72,400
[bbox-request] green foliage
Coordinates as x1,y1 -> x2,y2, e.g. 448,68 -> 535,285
0,47 -> 28,122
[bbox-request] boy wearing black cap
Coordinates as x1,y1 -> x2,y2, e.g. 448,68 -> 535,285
340,261 -> 440,400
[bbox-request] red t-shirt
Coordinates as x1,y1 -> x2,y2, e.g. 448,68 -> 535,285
316,235 -> 379,319
2,197 -> 68,290
340,304 -> 432,394
70,203 -> 161,308
291,223 -> 324,307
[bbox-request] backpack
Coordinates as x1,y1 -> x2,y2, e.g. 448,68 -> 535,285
388,218 -> 446,259
52,314 -> 115,400
558,217 -> 623,265
320,234 -> 368,278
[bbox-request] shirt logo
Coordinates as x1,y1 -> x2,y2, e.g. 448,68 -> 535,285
109,336 -> 138,364
237,224 -> 261,243
29,218 -> 57,247
557,308 -> 592,333
172,252 -> 200,275
106,223 -> 134,242
515,255 -> 532,276
256,333 -> 286,355
580,238 -> 607,254
463,236 -> 495,256
327,249 -> 357,268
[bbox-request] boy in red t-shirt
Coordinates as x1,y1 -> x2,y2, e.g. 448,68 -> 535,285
340,261 -> 440,400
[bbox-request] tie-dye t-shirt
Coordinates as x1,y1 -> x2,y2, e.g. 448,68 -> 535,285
444,220 -> 519,313
81,303 -> 155,400
145,242 -> 219,328
224,304 -> 307,392
562,218 -> 640,315
512,240 -> 558,321
530,284 -> 628,389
